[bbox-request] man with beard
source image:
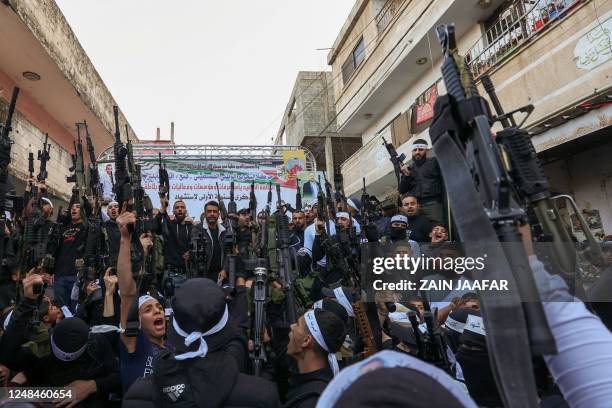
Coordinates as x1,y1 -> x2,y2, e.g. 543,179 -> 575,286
158,199 -> 192,294
399,195 -> 432,243
291,210 -> 307,249
103,201 -> 121,267
399,139 -> 444,225
116,210 -> 169,392
190,201 -> 227,283
53,202 -> 87,311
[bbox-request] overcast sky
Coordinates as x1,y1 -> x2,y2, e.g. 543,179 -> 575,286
55,0 -> 354,145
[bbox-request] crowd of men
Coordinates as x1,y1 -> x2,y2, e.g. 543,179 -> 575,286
0,132 -> 610,408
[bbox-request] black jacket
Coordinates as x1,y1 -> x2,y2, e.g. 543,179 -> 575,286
103,219 -> 121,267
399,157 -> 444,202
190,222 -> 226,279
284,367 -> 333,408
123,351 -> 280,408
405,215 -> 432,243
158,213 -> 192,268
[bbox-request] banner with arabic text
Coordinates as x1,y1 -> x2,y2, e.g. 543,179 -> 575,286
98,159 -> 297,218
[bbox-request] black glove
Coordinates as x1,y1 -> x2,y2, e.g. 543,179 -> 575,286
365,223 -> 379,242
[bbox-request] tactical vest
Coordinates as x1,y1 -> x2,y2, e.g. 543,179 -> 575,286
23,322 -> 50,358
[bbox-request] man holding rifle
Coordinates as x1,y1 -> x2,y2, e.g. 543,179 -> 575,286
398,139 -> 445,226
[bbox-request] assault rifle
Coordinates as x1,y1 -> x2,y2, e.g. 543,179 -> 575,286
256,182 -> 272,259
295,187 -> 302,212
84,121 -> 101,202
333,170 -> 344,207
76,120 -> 104,304
112,106 -> 131,207
190,230 -> 208,279
322,173 -> 336,220
37,133 -> 51,184
382,137 -> 406,189
0,87 -> 19,264
224,181 -> 238,291
480,74 -> 591,296
315,177 -> 346,284
249,181 -> 257,223
66,123 -> 86,203
252,266 -> 267,376
216,182 -> 228,222
429,24 -> 554,407
360,178 -> 371,227
351,294 -> 377,358
40,206 -> 65,274
26,152 -> 35,200
158,153 -> 170,199
275,184 -> 299,324
19,153 -> 39,273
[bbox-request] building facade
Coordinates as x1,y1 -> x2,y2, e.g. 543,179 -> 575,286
0,0 -> 137,208
276,71 -> 362,182
328,0 -> 612,237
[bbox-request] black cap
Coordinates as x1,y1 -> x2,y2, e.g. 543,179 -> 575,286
316,298 -> 349,324
336,367 -> 468,407
52,317 -> 89,353
167,278 -> 233,354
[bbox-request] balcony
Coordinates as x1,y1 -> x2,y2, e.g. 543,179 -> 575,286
467,0 -> 584,79
376,0 -> 405,33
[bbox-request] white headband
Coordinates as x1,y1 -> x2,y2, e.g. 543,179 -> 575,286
346,199 -> 358,210
336,212 -> 350,219
61,306 -> 73,318
108,201 -> 119,207
40,197 -> 54,209
389,312 -> 410,323
464,315 -> 486,336
173,305 -> 229,360
138,295 -> 156,309
50,334 -> 88,362
304,310 -> 339,376
412,143 -> 428,150
333,287 -> 354,317
313,300 -> 323,309
3,310 -> 13,330
445,316 -> 466,333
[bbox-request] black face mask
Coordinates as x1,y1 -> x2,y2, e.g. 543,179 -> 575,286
390,227 -> 407,241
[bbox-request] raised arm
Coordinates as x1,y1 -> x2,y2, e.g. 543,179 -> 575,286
116,210 -> 138,351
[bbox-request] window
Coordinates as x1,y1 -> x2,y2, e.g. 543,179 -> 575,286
353,37 -> 366,67
391,111 -> 411,147
342,37 -> 366,84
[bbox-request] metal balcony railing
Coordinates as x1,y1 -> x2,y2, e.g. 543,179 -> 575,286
376,0 -> 405,33
466,0 -> 582,79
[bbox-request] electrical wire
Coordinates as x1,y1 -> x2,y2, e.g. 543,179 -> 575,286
247,0 -> 414,144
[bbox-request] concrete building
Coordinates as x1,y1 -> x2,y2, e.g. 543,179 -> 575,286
0,0 -> 137,208
275,71 -> 362,181
329,0 -> 612,237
